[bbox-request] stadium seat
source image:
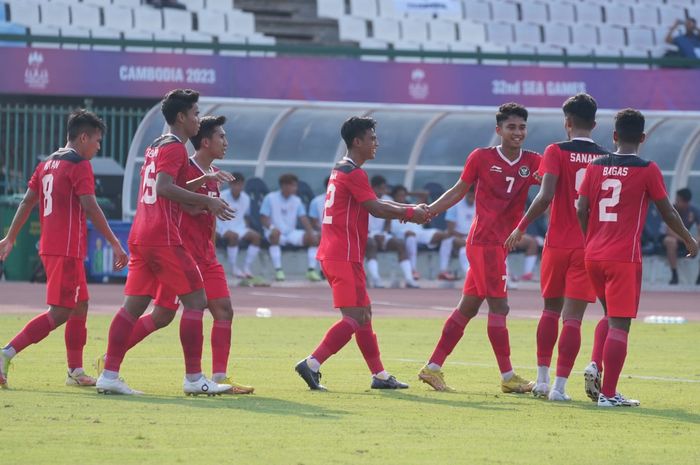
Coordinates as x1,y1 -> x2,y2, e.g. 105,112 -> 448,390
123,30 -> 154,52
153,30 -> 184,53
457,20 -> 487,45
69,4 -> 101,30
41,2 -> 71,29
7,1 -> 41,28
593,45 -> 623,69
393,40 -> 422,62
28,24 -> 61,48
658,5 -> 687,27
631,5 -> 659,29
103,6 -> 134,31
571,23 -> 599,47
549,2 -> 575,24
627,26 -> 656,50
463,0 -> 492,23
429,19 -> 458,43
60,26 -> 91,50
227,10 -> 256,36
247,34 -> 276,57
244,177 -> 269,234
575,4 -> 603,26
317,0 -> 345,20
435,3 -> 464,21
422,41 -> 451,63
359,38 -> 390,61
118,0 -> 142,7
479,42 -> 509,65
485,22 -> 514,46
565,44 -> 595,68
163,8 -> 193,33
183,31 -> 215,55
371,17 -> 400,43
621,47 -> 651,70
513,23 -> 542,46
666,0 -> 694,7
82,0 -> 112,6
217,32 -> 248,56
196,9 -> 227,35
509,43 -> 537,65
422,182 -> 447,230
296,180 -> 315,209
207,0 -> 235,13
599,26 -> 627,49
0,21 -> 27,47
449,41 -> 479,64
90,28 -> 122,52
520,2 -> 548,24
491,0 -> 519,23
401,17 -> 429,43
338,16 -> 367,42
349,0 -> 377,20
133,7 -> 163,31
604,4 -> 633,28
536,43 -> 566,67
376,0 -> 402,19
543,23 -> 571,45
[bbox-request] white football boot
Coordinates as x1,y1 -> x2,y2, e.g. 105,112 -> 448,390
183,375 -> 232,396
96,374 -> 143,395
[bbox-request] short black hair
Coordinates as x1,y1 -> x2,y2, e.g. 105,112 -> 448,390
676,188 -> 692,202
562,93 -> 597,130
67,109 -> 106,141
496,102 -> 528,125
614,108 -> 645,144
279,173 -> 298,186
190,115 -> 226,150
391,185 -> 407,198
161,88 -> 199,125
341,116 -> 377,149
230,172 -> 245,184
370,175 -> 387,188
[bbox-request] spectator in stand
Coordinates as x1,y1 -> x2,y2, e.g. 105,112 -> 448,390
444,185 -> 476,278
662,188 -> 700,285
665,18 -> 700,59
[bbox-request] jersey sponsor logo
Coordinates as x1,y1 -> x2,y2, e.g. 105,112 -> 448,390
518,166 -> 530,178
489,165 -> 503,173
569,152 -> 604,164
603,166 -> 629,177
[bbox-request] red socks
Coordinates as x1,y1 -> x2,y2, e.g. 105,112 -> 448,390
8,311 -> 57,354
355,321 -> 384,375
429,309 -> 471,366
592,317 -> 609,370
536,309 -> 560,367
104,307 -> 137,372
311,316 -> 359,364
211,320 -> 232,375
487,313 -> 512,374
601,328 -> 628,398
65,314 -> 87,371
556,319 -> 581,378
126,314 -> 157,351
180,309 -> 204,375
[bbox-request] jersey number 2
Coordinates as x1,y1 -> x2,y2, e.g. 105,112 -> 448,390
599,179 -> 621,222
42,174 -> 54,216
141,161 -> 157,205
322,183 -> 336,224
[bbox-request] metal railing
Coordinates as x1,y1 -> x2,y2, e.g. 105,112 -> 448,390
0,103 -> 149,195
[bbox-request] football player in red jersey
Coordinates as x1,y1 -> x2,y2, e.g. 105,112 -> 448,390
418,103 -> 540,394
576,109 -> 697,407
505,93 -> 608,401
96,90 -> 235,395
294,116 -> 427,391
117,115 -> 254,395
0,110 -> 128,389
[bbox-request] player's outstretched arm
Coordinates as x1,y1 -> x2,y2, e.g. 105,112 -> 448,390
655,197 -> 699,257
0,189 -> 39,260
185,170 -> 235,192
156,172 -> 234,220
79,194 -> 128,270
362,199 -> 428,223
505,173 -> 557,250
575,195 -> 590,235
428,179 -> 470,216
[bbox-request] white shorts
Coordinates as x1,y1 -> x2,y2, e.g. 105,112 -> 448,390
266,228 -> 306,247
369,231 -> 393,250
217,222 -> 250,239
395,228 -> 440,247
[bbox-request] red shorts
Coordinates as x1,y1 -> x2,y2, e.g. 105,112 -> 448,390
155,260 -> 230,311
585,260 -> 642,318
124,244 -> 203,306
42,255 -> 88,309
540,246 -> 595,302
320,260 -> 371,308
463,244 -> 507,299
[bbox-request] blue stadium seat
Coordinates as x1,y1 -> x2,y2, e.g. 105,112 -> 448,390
296,180 -> 315,211
244,177 -> 269,234
0,21 -> 27,47
422,181 -> 447,230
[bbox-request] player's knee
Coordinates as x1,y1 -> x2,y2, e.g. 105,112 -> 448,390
48,306 -> 72,326
249,231 -> 262,245
152,309 -> 175,328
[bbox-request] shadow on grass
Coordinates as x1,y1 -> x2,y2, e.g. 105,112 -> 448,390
28,389 -> 349,420
579,402 -> 700,424
375,390 -> 513,412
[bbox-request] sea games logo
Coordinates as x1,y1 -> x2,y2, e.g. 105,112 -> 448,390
24,51 -> 49,90
408,68 -> 429,100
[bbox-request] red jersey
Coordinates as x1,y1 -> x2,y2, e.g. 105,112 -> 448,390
578,154 -> 667,263
27,148 -> 94,258
539,139 -> 609,249
128,134 -> 189,247
460,147 -> 541,246
180,158 -> 219,264
316,160 -> 377,263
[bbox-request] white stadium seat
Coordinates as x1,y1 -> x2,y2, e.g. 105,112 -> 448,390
565,44 -> 595,68
627,26 -> 656,50
371,17 -> 400,43
658,5 -> 688,27
133,6 -> 162,31
28,24 -> 61,48
457,20 -> 487,45
632,5 -> 660,29
621,47 -> 651,70
463,1 -> 492,23
376,0 -> 402,19
429,19 -> 458,43
82,0 -> 112,7
183,31 -> 215,55
103,6 -> 133,32
575,4 -> 603,26
392,40 -> 422,62
549,2 -> 575,24
123,29 -> 154,52
520,2 -> 549,24
8,1 -> 41,27
41,2 -> 71,29
513,23 -> 541,46
491,1 -> 519,23
358,38 -> 390,61
338,16 -> 367,42
317,0 -> 346,20
91,28 -> 122,52
163,8 -> 193,33
400,17 -> 429,43
485,22 -> 514,46
593,45 -> 623,69
509,43 -> 537,65
349,0 -> 377,20
60,25 -> 91,50
69,4 -> 101,29
599,26 -> 627,49
536,44 -> 566,67
422,41 -> 451,63
227,10 -> 256,36
196,9 -> 227,35
449,41 -> 479,64
152,30 -> 184,53
479,43 -> 509,65
571,23 -> 599,47
207,0 -> 235,13
604,4 -> 633,28
543,23 -> 571,45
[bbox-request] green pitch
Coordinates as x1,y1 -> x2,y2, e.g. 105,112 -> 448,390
1,314 -> 698,465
